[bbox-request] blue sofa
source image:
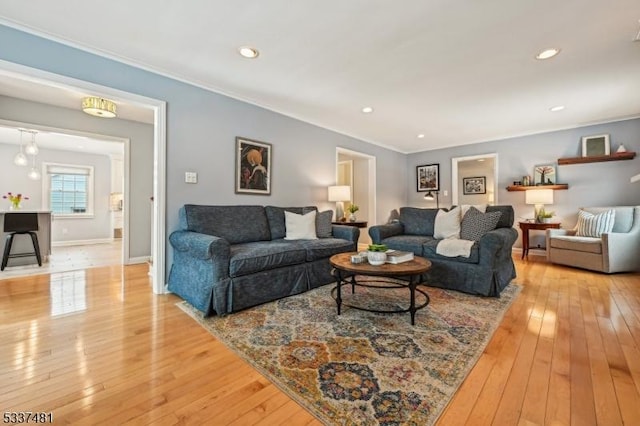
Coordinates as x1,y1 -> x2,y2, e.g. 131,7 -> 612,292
369,205 -> 517,296
168,205 -> 359,316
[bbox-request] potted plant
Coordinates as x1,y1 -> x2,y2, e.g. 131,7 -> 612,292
367,243 -> 388,265
537,208 -> 555,223
347,204 -> 359,222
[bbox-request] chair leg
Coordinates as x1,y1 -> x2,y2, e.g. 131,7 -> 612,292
29,232 -> 42,267
2,234 -> 15,271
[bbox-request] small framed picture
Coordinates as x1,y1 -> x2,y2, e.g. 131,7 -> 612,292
416,164 -> 439,192
534,164 -> 556,185
581,134 -> 610,157
236,137 -> 271,195
462,176 -> 486,194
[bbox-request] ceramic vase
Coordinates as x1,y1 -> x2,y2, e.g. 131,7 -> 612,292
367,251 -> 387,266
348,213 -> 356,222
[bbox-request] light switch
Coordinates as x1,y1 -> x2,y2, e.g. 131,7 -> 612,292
185,172 -> 198,184
443,190 -> 448,196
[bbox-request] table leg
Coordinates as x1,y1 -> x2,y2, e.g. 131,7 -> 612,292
336,271 -> 342,315
521,228 -> 529,259
409,275 -> 417,326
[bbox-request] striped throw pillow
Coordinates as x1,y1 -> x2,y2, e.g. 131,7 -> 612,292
576,209 -> 615,237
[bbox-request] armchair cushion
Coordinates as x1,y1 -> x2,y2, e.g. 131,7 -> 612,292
549,235 -> 602,254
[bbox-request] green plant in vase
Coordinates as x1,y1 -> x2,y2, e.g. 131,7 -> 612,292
347,204 -> 359,222
537,208 -> 554,223
367,243 -> 388,265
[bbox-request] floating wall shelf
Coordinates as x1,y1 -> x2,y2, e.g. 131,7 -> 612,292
558,152 -> 636,165
506,184 -> 569,192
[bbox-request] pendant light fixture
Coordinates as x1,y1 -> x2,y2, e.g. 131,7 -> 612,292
25,130 -> 39,155
27,152 -> 41,180
82,97 -> 117,118
13,130 -> 28,166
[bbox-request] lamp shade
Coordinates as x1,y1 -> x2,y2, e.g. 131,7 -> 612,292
328,185 -> 351,202
525,189 -> 553,205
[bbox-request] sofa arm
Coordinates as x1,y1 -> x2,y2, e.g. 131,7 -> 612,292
369,223 -> 404,244
331,225 -> 360,243
169,231 -> 231,261
477,227 -> 518,264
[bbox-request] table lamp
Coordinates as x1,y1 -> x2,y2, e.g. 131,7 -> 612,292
525,189 -> 553,222
328,185 -> 351,221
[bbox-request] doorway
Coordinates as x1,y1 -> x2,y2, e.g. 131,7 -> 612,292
0,60 -> 167,293
336,147 -> 376,246
451,153 -> 499,207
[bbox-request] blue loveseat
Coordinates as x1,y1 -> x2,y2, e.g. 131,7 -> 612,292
369,205 -> 517,296
168,205 -> 359,316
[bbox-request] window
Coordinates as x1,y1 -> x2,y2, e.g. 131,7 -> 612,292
45,163 -> 94,216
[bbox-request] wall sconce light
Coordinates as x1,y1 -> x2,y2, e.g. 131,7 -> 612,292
82,97 -> 117,118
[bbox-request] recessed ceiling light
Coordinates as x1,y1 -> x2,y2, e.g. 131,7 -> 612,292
361,107 -> 374,113
417,134 -> 425,139
238,46 -> 259,59
535,48 -> 561,60
550,105 -> 565,112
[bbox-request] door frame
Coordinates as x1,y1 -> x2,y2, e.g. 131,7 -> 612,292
451,153 -> 499,206
0,59 -> 167,294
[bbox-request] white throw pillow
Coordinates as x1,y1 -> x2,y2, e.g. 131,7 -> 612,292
284,210 -> 318,240
460,204 -> 487,217
434,207 -> 461,239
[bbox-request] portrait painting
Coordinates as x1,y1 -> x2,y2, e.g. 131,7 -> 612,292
236,137 -> 271,195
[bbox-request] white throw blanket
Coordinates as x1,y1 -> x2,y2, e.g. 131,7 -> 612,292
436,238 -> 475,258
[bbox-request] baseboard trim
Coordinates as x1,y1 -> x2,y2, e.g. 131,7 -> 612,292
511,247 -> 548,257
127,256 -> 151,265
52,238 -> 114,247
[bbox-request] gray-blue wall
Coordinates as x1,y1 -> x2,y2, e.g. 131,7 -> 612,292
0,24 -> 407,278
408,118 -> 640,247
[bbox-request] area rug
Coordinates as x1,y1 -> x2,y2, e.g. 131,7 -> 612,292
177,280 -> 520,425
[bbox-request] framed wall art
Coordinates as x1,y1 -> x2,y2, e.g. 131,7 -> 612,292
581,134 -> 610,157
416,164 -> 440,192
236,137 -> 271,195
534,164 -> 556,185
463,176 -> 486,194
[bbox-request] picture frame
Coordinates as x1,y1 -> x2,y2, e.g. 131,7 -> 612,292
581,134 -> 610,157
235,137 -> 271,195
462,176 -> 486,194
534,164 -> 556,185
416,164 -> 440,192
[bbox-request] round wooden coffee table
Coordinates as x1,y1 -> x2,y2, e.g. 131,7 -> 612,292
329,252 -> 432,325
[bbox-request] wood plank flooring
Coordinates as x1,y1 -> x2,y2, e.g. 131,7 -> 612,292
0,256 -> 639,425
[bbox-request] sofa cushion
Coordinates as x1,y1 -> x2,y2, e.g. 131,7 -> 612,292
183,205 -> 270,244
229,241 -> 307,277
296,238 -> 355,261
434,207 -> 461,239
285,211 -> 318,240
382,235 -> 435,255
398,207 -> 439,236
549,235 -> 602,254
582,206 -> 633,233
422,239 -> 480,264
460,207 -> 501,241
486,205 -> 515,229
265,206 -> 317,239
316,210 -> 334,238
576,209 -> 615,237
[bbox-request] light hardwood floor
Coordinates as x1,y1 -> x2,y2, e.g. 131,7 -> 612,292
1,255 -> 639,425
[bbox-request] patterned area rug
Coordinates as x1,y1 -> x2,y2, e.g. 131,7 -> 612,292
177,279 -> 520,425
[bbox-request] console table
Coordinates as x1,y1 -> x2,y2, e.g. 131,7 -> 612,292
518,221 -> 560,259
332,220 -> 368,228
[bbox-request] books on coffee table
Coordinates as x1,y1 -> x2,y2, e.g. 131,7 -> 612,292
385,250 -> 414,264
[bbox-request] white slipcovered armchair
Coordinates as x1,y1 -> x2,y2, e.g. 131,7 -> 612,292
546,206 -> 640,273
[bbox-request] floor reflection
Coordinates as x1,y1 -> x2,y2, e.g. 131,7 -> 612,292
50,270 -> 87,316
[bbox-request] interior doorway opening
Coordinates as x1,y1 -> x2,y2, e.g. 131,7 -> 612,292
451,153 -> 499,207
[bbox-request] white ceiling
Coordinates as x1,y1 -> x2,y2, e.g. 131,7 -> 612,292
1,1 -> 640,153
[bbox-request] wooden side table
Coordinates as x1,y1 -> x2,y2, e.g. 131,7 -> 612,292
518,221 -> 561,259
332,221 -> 368,228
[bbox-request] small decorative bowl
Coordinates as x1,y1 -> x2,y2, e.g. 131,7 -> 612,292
367,251 -> 387,266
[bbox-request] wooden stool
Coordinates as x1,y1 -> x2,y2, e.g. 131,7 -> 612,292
1,213 -> 42,271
